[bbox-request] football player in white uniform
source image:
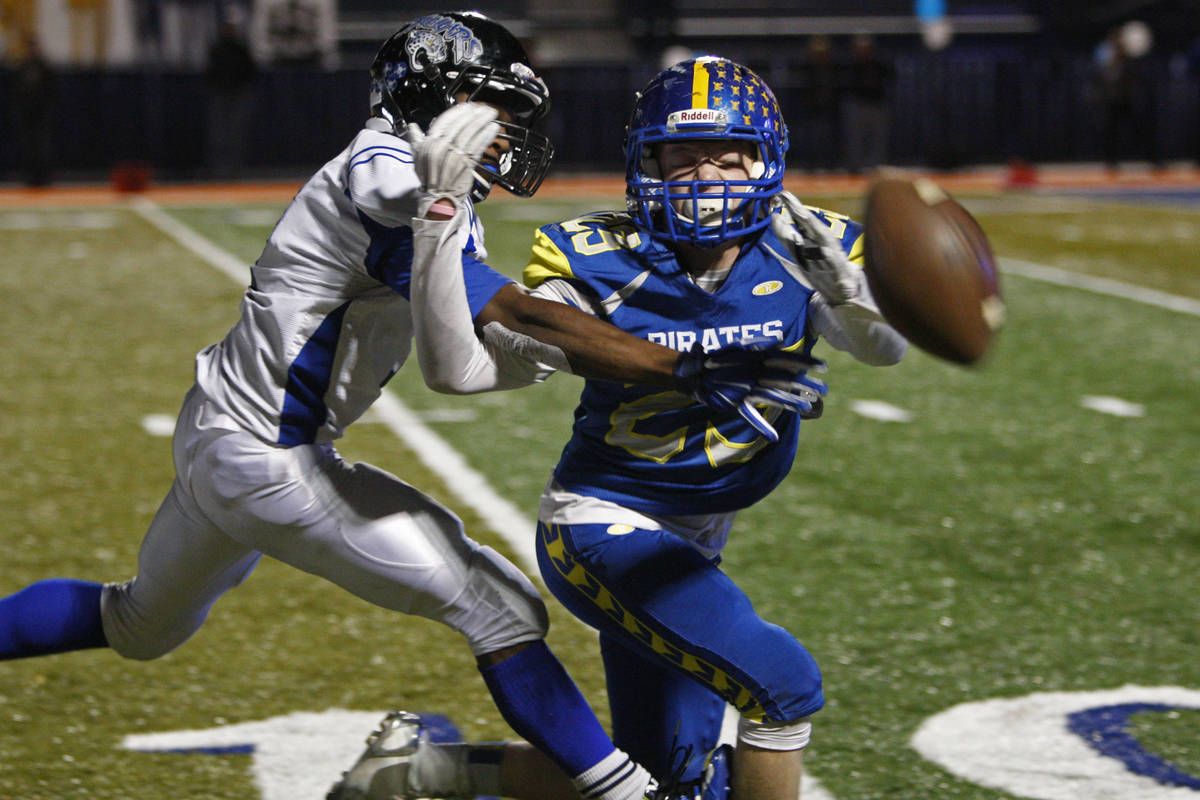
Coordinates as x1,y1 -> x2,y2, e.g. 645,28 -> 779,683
0,14 -> 812,800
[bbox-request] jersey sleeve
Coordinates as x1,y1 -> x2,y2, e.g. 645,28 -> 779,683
524,226 -> 577,289
410,214 -> 562,395
802,208 -> 905,366
463,254 -> 515,317
808,207 -> 865,263
344,126 -> 422,228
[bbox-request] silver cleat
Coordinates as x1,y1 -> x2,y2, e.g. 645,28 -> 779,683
327,711 -> 424,800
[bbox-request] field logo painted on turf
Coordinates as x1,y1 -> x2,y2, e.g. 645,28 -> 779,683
124,707 -> 838,800
122,710 -> 463,800
912,685 -> 1200,798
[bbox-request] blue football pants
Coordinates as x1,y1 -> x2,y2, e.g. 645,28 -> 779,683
536,521 -> 823,786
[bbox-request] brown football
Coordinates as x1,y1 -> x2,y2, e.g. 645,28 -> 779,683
862,177 -> 1005,365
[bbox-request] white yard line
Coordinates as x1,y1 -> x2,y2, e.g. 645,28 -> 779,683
128,197 -> 539,572
130,197 -> 253,286
1000,257 -> 1200,317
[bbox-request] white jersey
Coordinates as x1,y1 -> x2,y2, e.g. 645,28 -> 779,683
194,117 -> 511,446
98,120 -> 548,665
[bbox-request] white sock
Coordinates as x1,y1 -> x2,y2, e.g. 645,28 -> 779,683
406,742 -> 469,797
572,749 -> 654,800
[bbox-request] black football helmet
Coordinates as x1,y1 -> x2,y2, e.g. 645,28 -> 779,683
370,11 -> 554,199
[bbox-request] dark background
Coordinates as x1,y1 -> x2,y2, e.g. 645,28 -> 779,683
3,0 -> 1198,181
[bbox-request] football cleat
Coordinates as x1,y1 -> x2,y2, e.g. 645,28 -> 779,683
698,744 -> 732,800
644,743 -> 732,800
327,711 -> 428,800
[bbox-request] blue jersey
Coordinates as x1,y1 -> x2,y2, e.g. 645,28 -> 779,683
524,209 -> 862,515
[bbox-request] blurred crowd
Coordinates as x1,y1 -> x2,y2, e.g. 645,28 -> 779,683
3,3 -> 1200,185
0,0 -> 336,69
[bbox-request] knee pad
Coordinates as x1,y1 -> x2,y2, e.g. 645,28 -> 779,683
737,715 -> 813,751
454,545 -> 549,657
100,579 -> 197,661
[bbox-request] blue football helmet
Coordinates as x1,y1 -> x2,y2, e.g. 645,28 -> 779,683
624,57 -> 789,247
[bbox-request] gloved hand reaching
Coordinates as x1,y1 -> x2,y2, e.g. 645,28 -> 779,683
407,102 -> 500,218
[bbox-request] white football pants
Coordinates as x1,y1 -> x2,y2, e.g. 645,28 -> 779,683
101,387 -> 548,660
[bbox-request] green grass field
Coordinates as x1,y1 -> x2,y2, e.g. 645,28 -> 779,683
1,186 -> 1198,800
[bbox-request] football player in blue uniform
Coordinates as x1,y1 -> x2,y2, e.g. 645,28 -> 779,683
0,17 -> 813,800
403,57 -> 907,800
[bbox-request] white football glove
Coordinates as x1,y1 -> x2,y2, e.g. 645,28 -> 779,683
407,102 -> 500,216
674,338 -> 827,443
770,189 -> 862,305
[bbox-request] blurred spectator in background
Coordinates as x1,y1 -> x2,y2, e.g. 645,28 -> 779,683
206,8 -> 257,177
1093,25 -> 1161,173
67,0 -> 107,64
1,0 -> 37,57
841,33 -> 892,175
792,34 -> 839,172
131,0 -> 163,64
13,32 -> 56,185
161,0 -> 217,68
251,0 -> 336,69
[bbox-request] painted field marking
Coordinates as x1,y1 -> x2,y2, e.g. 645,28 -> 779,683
0,210 -> 121,229
1080,395 -> 1147,418
120,708 -> 837,800
912,685 -> 1200,799
850,399 -> 914,422
140,413 -> 177,437
130,197 -> 252,286
1000,257 -> 1200,317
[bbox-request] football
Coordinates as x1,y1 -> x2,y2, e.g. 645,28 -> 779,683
862,176 -> 1005,365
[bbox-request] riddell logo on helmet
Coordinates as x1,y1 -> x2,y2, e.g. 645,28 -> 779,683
667,109 -> 727,129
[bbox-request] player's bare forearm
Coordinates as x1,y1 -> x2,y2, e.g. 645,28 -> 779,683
477,285 -> 678,386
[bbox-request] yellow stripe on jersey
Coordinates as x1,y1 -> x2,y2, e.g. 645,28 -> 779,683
848,231 -> 865,266
692,59 -> 710,108
781,336 -> 807,352
523,229 -> 576,289
539,522 -> 768,719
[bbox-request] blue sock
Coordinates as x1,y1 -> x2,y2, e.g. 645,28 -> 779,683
0,579 -> 108,660
479,640 -> 616,776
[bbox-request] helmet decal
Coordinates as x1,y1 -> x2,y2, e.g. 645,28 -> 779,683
369,12 -> 555,199
510,62 -> 536,81
404,14 -> 483,71
380,60 -> 406,91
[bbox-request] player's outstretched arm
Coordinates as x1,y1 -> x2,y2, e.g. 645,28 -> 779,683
406,102 -> 685,393
411,210 -> 682,392
406,103 -> 830,425
770,190 -> 906,366
674,339 -> 827,442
